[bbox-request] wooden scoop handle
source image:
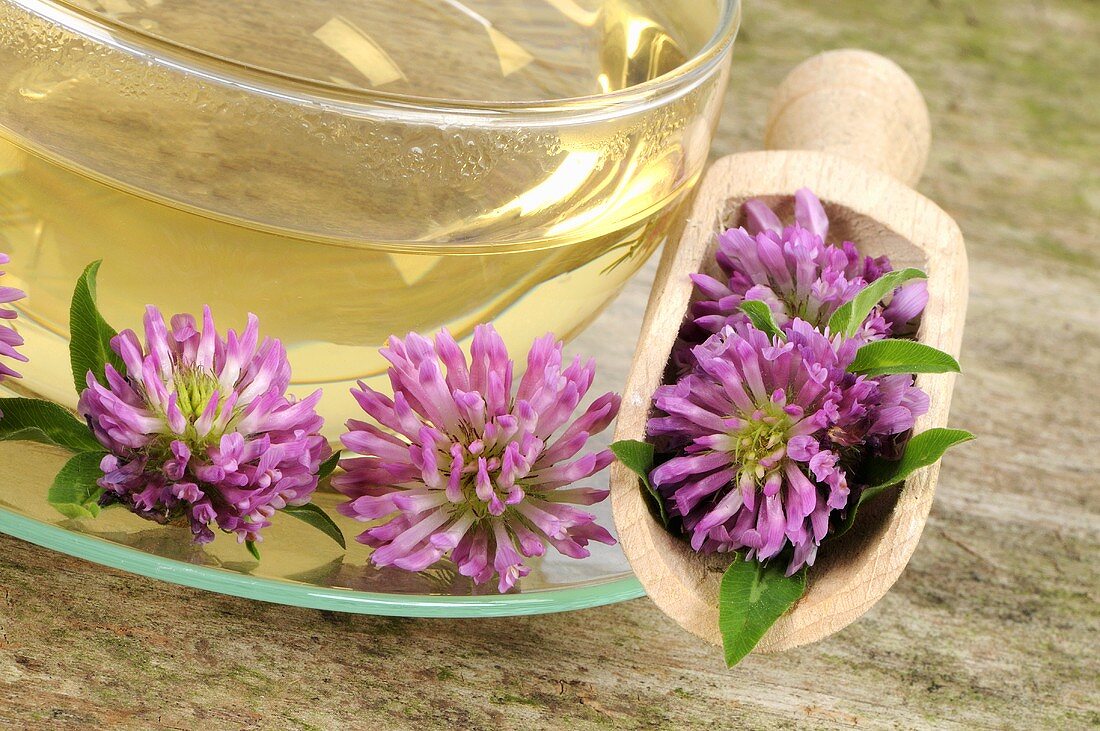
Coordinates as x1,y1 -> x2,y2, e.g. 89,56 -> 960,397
764,50 -> 931,187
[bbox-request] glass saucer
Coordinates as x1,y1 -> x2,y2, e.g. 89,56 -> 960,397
0,447 -> 641,616
0,263 -> 656,616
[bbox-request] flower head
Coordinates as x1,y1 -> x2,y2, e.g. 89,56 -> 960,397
0,253 -> 27,382
78,306 -> 330,544
648,321 -> 928,574
333,325 -> 619,593
689,189 -> 927,340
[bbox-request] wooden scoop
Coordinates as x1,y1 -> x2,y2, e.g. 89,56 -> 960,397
610,50 -> 968,653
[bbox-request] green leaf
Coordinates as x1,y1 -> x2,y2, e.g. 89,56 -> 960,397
47,451 -> 108,520
610,439 -> 669,526
0,398 -> 103,453
848,339 -> 961,377
739,300 -> 784,340
719,559 -> 807,667
862,427 -> 975,493
318,450 -> 341,480
282,503 -> 347,550
835,428 -> 975,537
829,268 -> 927,338
245,540 -> 261,561
69,260 -> 126,395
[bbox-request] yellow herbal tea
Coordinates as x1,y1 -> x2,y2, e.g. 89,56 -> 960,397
0,0 -> 734,435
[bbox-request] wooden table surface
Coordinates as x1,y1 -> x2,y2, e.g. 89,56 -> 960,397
2,1 -> 1096,728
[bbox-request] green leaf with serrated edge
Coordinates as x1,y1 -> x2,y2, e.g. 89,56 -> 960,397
719,558 -> 807,667
245,540 -> 261,561
47,451 -> 108,520
318,450 -> 341,480
848,339 -> 961,377
828,268 -> 927,338
739,300 -> 784,340
0,398 -> 102,453
610,439 -> 669,526
834,428 -> 975,538
69,260 -> 127,395
283,503 -> 347,550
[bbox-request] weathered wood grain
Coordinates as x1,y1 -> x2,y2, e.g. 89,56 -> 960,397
1,0 -> 1097,729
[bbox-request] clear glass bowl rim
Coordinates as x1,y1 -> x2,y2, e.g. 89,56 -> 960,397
25,0 -> 742,115
0,505 -> 646,616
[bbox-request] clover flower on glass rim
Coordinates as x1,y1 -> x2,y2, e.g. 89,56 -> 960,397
648,320 -> 929,575
689,188 -> 928,341
333,325 -> 620,593
78,305 -> 330,544
0,252 -> 27,385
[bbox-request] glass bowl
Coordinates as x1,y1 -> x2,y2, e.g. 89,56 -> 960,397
0,0 -> 740,614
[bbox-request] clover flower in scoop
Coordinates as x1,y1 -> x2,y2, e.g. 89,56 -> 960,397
0,253 -> 27,384
77,306 -> 330,544
648,320 -> 928,575
689,188 -> 928,340
333,325 -> 620,593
